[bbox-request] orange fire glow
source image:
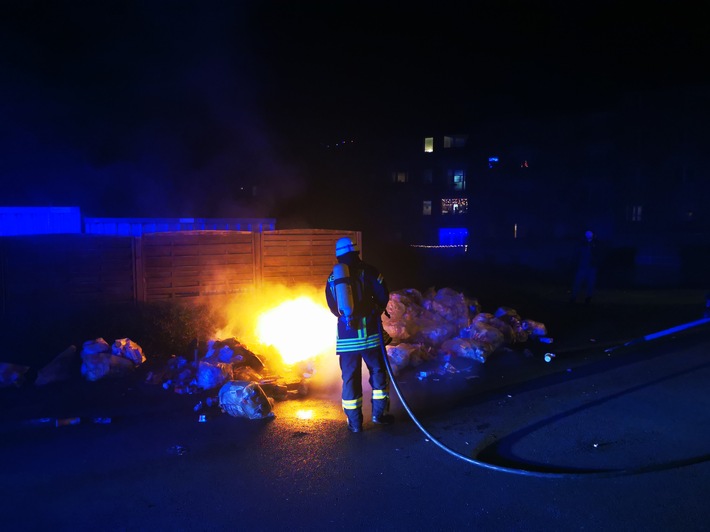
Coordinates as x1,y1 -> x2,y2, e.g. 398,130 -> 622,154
256,296 -> 335,365
214,284 -> 336,367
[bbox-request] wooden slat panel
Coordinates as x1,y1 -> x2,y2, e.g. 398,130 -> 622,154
0,229 -> 361,309
1,234 -> 136,305
259,229 -> 359,289
140,231 -> 257,301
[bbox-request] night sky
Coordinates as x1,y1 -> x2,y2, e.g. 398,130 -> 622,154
1,1 -> 707,219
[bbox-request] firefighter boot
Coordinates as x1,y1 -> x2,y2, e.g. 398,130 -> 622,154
345,408 -> 363,433
372,397 -> 394,425
372,414 -> 394,425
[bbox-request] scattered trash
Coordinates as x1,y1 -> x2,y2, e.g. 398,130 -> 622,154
383,287 -> 549,368
522,319 -> 547,336
80,338 -> 143,382
538,337 -> 554,344
218,380 -> 275,420
441,362 -> 457,374
23,417 -> 54,427
198,414 -> 207,423
55,417 -> 81,427
167,444 -> 188,456
544,353 -> 556,363
91,417 -> 112,424
34,346 -> 77,386
112,338 -> 146,366
0,362 -> 31,388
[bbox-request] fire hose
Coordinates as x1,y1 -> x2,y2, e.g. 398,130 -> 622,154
604,317 -> 710,354
377,318 -> 710,479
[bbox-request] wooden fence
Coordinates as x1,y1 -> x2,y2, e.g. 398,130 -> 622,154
0,229 -> 360,312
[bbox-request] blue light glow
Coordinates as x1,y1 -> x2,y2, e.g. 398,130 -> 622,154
0,207 -> 81,236
439,227 -> 468,246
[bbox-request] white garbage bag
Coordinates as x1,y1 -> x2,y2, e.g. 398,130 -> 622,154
218,380 -> 274,420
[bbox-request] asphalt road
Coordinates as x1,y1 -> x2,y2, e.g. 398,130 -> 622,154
2,287 -> 710,531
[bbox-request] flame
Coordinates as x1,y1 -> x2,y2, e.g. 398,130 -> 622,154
215,284 -> 336,368
295,409 -> 314,420
256,296 -> 335,365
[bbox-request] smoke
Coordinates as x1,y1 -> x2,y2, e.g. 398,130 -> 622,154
0,2 -> 308,219
212,283 -> 343,394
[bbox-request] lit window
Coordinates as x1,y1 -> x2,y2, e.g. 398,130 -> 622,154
441,198 -> 468,215
424,137 -> 434,153
451,170 -> 466,191
393,171 -> 408,183
423,201 -> 432,215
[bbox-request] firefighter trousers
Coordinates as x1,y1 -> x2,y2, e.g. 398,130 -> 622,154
339,346 -> 390,422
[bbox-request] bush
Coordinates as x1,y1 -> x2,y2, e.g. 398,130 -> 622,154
133,301 -> 223,359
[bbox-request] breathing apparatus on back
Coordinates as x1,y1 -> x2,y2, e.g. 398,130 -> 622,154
332,237 -> 360,329
332,263 -> 355,329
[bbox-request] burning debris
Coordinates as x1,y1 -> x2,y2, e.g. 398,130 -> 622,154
152,336 -> 312,420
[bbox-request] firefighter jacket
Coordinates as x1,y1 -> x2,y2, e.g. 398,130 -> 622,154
325,254 -> 390,354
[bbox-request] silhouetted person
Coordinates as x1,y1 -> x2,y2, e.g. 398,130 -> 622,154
569,229 -> 602,304
325,236 -> 393,433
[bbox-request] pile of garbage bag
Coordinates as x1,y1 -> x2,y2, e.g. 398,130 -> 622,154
81,337 -> 146,381
383,287 -> 547,371
218,380 -> 274,420
154,337 -> 308,419
156,337 -> 269,395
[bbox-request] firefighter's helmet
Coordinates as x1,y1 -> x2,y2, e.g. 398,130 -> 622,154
335,236 -> 359,257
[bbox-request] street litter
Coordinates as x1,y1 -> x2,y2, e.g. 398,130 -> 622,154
80,337 -> 146,382
35,346 -> 77,386
218,380 -> 275,420
23,416 -> 112,428
55,417 -> 81,427
154,336 -> 309,404
0,362 -> 31,388
383,287 -> 549,368
167,444 -> 188,456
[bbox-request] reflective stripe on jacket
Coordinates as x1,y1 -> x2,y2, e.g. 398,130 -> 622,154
325,256 -> 389,355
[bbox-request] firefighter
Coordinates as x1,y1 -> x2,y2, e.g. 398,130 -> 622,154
325,236 -> 393,433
